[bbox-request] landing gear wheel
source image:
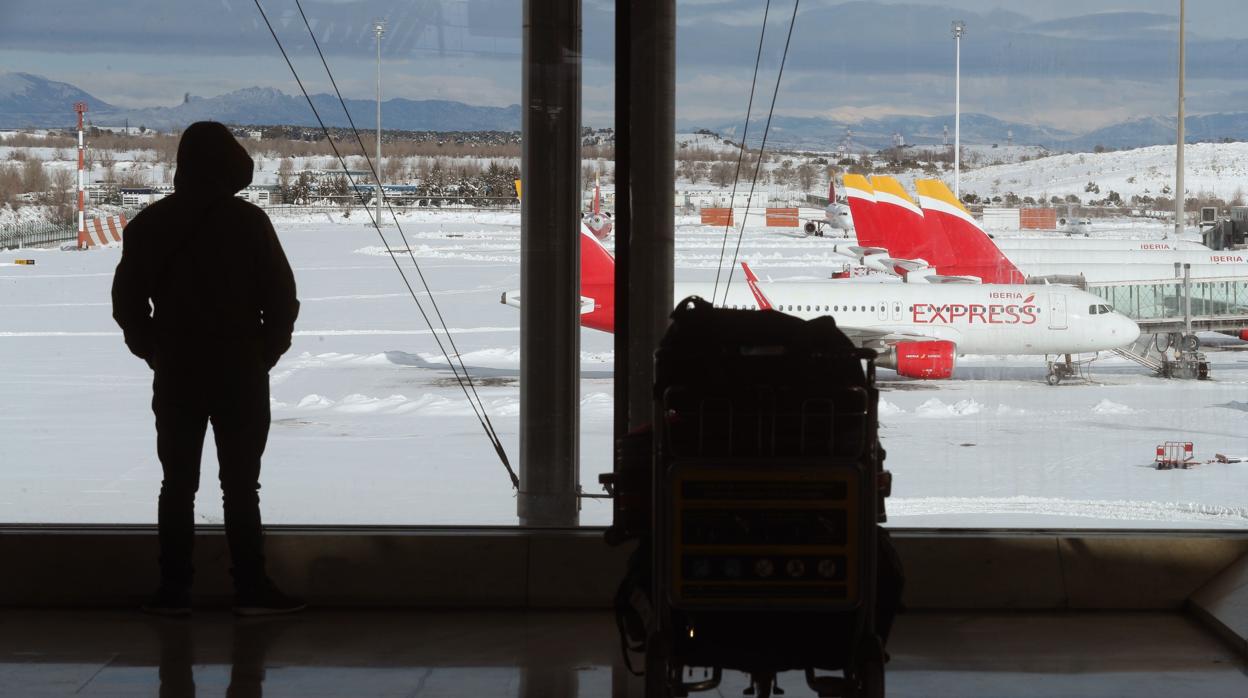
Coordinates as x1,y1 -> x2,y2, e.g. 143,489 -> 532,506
1046,371 -> 1061,386
1182,334 -> 1200,352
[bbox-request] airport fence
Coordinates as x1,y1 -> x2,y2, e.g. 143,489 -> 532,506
0,219 -> 76,250
0,208 -> 143,250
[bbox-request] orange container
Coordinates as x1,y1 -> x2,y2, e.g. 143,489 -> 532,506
1020,207 -> 1057,230
765,207 -> 799,227
701,207 -> 734,226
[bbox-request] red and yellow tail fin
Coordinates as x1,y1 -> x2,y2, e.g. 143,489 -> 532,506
914,179 -> 1024,283
869,176 -> 927,260
842,174 -> 882,248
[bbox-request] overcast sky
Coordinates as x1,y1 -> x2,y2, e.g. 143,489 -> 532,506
2,0 -> 1246,131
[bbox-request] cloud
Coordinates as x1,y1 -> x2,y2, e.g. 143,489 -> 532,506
3,0 -> 1248,133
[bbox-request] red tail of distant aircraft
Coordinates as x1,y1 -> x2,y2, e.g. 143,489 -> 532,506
583,177 -> 613,240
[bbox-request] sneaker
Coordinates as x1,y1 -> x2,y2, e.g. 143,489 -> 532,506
233,580 -> 307,617
141,586 -> 192,617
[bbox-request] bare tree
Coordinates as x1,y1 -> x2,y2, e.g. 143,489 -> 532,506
0,163 -> 24,209
98,150 -> 117,183
277,157 -> 294,200
22,159 -> 48,198
49,168 -> 76,225
797,163 -> 816,191
118,165 -> 151,188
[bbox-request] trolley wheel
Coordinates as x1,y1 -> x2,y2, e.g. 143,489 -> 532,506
1182,334 -> 1200,352
857,660 -> 885,698
1153,333 -> 1172,353
1046,371 -> 1061,386
643,635 -> 675,698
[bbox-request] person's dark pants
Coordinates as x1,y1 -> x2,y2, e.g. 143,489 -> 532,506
153,357 -> 271,591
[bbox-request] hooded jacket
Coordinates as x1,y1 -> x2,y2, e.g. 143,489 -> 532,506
111,122 -> 299,370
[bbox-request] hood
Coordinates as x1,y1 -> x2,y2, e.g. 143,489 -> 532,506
173,121 -> 253,198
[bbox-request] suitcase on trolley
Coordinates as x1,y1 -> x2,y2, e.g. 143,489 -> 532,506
636,296 -> 893,698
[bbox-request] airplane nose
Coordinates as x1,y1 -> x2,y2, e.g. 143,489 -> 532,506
1117,314 -> 1141,345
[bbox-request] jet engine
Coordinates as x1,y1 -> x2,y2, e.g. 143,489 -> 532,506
877,340 -> 957,379
584,212 -> 613,240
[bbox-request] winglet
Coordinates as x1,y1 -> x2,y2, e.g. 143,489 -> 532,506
741,262 -> 773,310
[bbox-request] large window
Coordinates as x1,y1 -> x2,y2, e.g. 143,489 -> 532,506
1,1 -> 1245,528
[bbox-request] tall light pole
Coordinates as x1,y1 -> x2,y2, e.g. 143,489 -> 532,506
1173,0 -> 1186,239
74,102 -> 87,249
952,20 -> 965,201
374,18 -> 386,227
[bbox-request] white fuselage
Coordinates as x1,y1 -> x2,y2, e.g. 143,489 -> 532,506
993,248 -> 1248,281
991,237 -> 1209,252
681,281 -> 1139,356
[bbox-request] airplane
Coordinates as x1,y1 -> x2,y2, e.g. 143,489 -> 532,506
500,224 -> 1141,381
991,234 -> 1209,252
913,179 -> 1248,283
830,175 -> 1002,282
583,176 -> 613,240
799,178 -> 853,237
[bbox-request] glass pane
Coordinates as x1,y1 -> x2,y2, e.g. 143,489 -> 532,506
3,0 -> 1248,529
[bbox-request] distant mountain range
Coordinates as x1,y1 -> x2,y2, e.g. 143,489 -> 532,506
0,73 -> 521,133
4,71 -> 1247,152
697,113 -> 1075,152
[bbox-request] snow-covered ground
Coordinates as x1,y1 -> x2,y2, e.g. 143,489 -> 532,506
2,210 -> 1246,527
960,142 -> 1248,203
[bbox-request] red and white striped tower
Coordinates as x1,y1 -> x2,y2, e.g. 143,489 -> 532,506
74,102 -> 88,249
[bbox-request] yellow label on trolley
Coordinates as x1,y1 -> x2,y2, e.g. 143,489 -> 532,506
670,462 -> 860,610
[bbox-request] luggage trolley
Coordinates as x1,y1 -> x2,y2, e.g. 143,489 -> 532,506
644,297 -> 890,698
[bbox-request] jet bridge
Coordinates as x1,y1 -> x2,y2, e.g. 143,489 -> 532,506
1085,270 -> 1248,378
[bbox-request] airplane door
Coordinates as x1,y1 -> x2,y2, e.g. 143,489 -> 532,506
1048,293 -> 1068,330
891,301 -> 902,321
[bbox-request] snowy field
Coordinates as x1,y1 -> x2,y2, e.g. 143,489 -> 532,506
2,210 -> 1247,528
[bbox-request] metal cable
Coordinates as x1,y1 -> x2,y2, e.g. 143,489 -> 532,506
711,0 -> 772,305
722,0 -> 801,302
253,0 -> 517,488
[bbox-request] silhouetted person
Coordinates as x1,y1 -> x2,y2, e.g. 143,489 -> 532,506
113,121 -> 304,616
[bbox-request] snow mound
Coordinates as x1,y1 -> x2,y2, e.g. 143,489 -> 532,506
353,245 -> 518,263
996,404 -> 1027,416
1092,399 -> 1136,415
296,394 -> 334,409
335,393 -> 411,414
877,400 -> 905,417
915,398 -> 982,418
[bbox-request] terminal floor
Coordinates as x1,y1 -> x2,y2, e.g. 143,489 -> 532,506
1,609 -> 1244,697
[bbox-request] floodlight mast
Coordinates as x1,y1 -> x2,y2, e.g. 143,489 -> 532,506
374,18 -> 386,227
74,102 -> 88,249
952,20 -> 965,201
1174,0 -> 1185,240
